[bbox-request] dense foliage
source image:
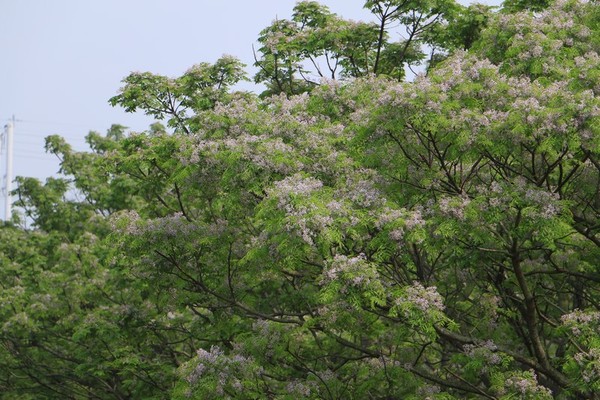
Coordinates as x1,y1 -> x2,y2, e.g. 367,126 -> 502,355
2,0 -> 600,398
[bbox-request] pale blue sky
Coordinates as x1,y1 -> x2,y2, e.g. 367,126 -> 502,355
0,0 -> 500,215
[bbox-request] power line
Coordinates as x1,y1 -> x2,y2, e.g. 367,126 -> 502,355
13,151 -> 56,159
11,118 -> 97,129
13,131 -> 89,142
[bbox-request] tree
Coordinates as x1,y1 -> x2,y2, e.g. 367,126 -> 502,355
253,0 -> 465,96
109,56 -> 247,133
1,131 -> 193,399
2,0 -> 600,398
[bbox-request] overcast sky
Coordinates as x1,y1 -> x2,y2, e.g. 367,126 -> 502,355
0,0 -> 501,216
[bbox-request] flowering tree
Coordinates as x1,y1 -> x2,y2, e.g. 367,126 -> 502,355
2,0 -> 600,398
252,0 -> 490,96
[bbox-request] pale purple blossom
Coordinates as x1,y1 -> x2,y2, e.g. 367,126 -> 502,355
322,253 -> 369,284
397,282 -> 445,313
572,348 -> 600,383
404,209 -> 426,229
326,200 -> 344,213
285,380 -> 316,396
500,370 -> 552,398
347,178 -> 384,207
416,385 -> 441,398
110,210 -> 142,235
561,309 -> 600,336
186,345 -> 258,393
389,228 -> 405,242
463,340 -> 502,371
145,213 -> 197,237
270,174 -> 323,202
438,196 -> 470,220
375,207 -> 404,228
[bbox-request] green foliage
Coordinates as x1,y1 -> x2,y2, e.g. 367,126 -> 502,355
253,0 -> 465,96
3,0 -> 600,399
109,55 -> 247,132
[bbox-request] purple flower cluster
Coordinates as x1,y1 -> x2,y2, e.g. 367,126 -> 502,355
501,370 -> 552,398
270,174 -> 323,203
321,253 -> 370,284
416,384 -> 441,399
186,345 -> 258,396
438,196 -> 471,221
573,348 -> 600,383
285,380 -> 316,397
110,210 -> 142,235
561,309 -> 600,336
398,282 -> 445,313
110,211 -> 201,240
146,213 -> 198,238
463,340 -> 503,370
336,172 -> 385,208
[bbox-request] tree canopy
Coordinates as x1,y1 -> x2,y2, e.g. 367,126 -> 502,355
2,0 -> 600,399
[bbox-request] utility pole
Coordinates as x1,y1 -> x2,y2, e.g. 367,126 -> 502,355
2,116 -> 14,220
6,116 -> 14,220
